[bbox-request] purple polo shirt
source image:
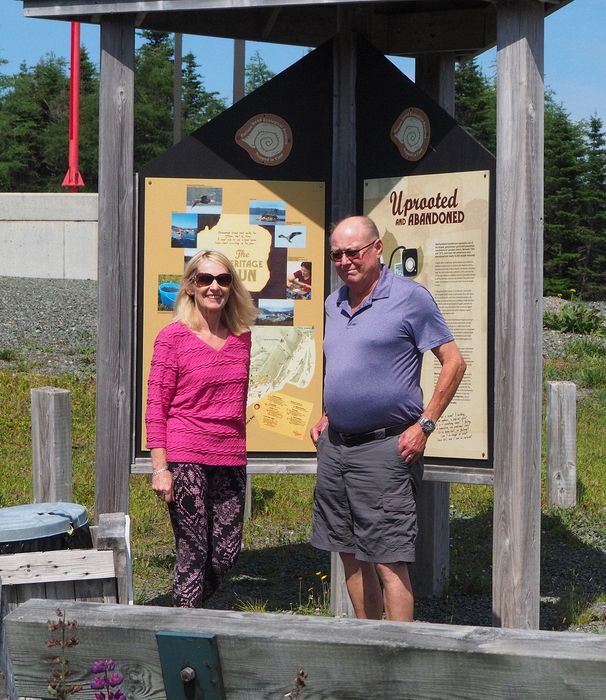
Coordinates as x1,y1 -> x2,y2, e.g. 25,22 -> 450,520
323,265 -> 454,433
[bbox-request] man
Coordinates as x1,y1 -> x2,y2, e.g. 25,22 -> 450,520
310,215 -> 466,622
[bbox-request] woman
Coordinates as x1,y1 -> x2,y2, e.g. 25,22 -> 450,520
145,250 -> 257,607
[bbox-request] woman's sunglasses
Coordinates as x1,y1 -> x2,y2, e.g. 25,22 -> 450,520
193,272 -> 233,288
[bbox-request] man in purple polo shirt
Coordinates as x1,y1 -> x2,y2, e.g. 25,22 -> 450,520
310,215 -> 466,621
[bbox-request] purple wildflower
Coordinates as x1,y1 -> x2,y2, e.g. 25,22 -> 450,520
108,674 -> 124,687
90,677 -> 106,690
105,660 -> 116,672
90,660 -> 106,674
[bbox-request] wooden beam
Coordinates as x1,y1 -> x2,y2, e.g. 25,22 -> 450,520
95,17 -> 135,518
493,0 -> 544,630
6,599 -> 606,700
329,26 -> 358,618
413,54 -> 456,598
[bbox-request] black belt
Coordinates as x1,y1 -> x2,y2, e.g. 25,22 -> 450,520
334,423 -> 409,447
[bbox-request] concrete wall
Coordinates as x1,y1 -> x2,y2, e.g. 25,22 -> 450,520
0,193 -> 98,280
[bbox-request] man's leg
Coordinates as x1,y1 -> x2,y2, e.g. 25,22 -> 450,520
340,552 -> 384,619
375,561 -> 414,621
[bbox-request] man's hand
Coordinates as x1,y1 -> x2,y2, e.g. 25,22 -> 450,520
397,423 -> 428,464
310,414 -> 329,445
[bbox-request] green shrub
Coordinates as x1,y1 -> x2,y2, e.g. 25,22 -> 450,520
543,302 -> 606,336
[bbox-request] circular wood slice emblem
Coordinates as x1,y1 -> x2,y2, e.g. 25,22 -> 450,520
235,113 -> 293,166
390,107 -> 431,161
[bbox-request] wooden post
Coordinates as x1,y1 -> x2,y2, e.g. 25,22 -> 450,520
31,387 -> 72,503
413,53 -> 456,598
95,18 -> 135,518
546,381 -> 577,508
243,474 -> 252,521
0,582 -> 16,700
95,512 -> 132,605
233,39 -> 245,103
328,26 -> 357,618
173,32 -> 182,144
493,0 -> 544,629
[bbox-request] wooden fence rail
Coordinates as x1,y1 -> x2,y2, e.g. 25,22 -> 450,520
5,599 -> 606,700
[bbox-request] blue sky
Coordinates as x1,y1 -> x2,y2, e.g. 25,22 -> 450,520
1,0 -> 604,122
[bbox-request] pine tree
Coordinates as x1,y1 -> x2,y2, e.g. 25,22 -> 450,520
454,58 -> 496,153
134,31 -> 174,167
181,51 -> 226,133
543,92 -> 587,296
578,115 -> 606,299
245,50 -> 275,95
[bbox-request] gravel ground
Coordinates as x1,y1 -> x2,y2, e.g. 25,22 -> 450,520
1,277 -> 605,633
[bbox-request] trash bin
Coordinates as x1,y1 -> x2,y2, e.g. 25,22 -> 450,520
0,502 -> 92,555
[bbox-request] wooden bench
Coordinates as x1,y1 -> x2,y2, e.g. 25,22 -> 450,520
5,598 -> 606,699
0,513 -> 131,699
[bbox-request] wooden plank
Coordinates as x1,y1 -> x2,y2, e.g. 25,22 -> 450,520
135,456 -> 495,482
0,550 -> 116,585
31,387 -> 72,503
493,0 -> 544,629
546,381 -> 577,508
6,599 -> 606,700
95,17 -> 135,518
74,577 -> 118,604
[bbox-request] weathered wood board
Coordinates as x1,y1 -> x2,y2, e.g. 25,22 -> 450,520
5,599 -> 606,699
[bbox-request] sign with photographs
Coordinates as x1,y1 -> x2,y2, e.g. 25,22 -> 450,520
365,170 -> 490,461
139,177 -> 326,455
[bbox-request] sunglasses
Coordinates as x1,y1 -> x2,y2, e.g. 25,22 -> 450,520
329,239 -> 376,262
193,272 -> 233,288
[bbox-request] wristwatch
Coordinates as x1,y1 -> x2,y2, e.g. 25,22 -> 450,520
418,416 -> 436,434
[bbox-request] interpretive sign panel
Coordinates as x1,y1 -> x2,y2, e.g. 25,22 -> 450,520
365,170 -> 490,461
139,176 -> 326,456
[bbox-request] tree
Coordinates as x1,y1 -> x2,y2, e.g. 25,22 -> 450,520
134,31 -> 174,167
0,54 -> 70,191
543,92 -> 587,297
577,115 -> 606,299
245,50 -> 275,95
181,51 -> 226,133
454,58 -> 496,153
134,31 -> 227,167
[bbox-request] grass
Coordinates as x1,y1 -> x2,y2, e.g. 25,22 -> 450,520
1,332 -> 605,628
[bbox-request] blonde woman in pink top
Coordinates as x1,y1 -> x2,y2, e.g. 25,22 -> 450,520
146,250 -> 257,607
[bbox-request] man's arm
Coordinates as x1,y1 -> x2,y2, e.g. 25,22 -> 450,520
397,340 -> 466,462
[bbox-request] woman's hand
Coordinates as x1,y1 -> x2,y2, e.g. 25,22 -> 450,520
152,469 -> 174,503
150,448 -> 173,502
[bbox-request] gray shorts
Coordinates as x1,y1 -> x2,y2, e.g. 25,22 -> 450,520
311,427 -> 423,563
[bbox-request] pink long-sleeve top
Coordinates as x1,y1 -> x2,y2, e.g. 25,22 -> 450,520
145,321 -> 251,466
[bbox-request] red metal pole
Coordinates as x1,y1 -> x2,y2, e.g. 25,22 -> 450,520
62,21 -> 85,191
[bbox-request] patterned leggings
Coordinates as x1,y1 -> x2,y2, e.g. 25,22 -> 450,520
168,463 -> 246,608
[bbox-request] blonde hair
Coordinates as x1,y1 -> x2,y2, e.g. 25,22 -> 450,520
173,250 -> 258,335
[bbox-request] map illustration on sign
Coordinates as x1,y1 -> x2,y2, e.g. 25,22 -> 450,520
248,327 -> 315,405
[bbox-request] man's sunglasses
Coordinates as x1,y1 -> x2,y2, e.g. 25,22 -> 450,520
193,272 -> 233,288
329,239 -> 376,262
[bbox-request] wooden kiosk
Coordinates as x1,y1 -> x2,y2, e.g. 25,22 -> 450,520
21,0 -> 572,631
